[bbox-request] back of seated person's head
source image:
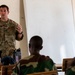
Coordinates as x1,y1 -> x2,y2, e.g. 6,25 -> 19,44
29,35 -> 43,55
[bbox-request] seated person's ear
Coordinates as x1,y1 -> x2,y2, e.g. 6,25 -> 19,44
29,44 -> 31,48
39,46 -> 43,50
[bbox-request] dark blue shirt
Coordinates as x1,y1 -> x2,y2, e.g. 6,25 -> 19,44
1,56 -> 15,65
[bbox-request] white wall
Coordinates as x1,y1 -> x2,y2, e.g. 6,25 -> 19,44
0,0 -> 20,22
20,0 -> 28,58
24,0 -> 75,64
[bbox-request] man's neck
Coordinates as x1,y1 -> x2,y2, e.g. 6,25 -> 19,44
1,17 -> 8,21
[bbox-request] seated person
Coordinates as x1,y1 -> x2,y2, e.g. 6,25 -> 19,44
1,56 -> 15,65
66,57 -> 75,75
12,35 -> 57,75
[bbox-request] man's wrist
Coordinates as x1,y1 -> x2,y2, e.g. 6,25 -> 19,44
18,31 -> 23,34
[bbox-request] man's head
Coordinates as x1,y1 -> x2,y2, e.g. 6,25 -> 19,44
0,5 -> 9,12
29,35 -> 43,55
0,4 -> 9,19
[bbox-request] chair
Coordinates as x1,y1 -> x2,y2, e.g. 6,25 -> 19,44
1,64 -> 15,75
0,64 -> 3,75
0,64 -> 3,70
27,71 -> 58,75
62,58 -> 73,71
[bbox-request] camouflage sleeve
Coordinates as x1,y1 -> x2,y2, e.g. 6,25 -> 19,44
15,31 -> 24,41
12,63 -> 20,75
65,68 -> 72,75
12,20 -> 24,41
44,56 -> 57,71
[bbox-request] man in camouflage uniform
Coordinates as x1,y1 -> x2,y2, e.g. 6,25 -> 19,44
0,5 -> 23,58
12,36 -> 57,75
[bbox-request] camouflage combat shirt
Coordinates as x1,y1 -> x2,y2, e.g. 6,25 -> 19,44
12,54 -> 57,75
0,18 -> 20,57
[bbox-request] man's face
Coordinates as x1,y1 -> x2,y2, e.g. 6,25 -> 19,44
0,7 -> 9,18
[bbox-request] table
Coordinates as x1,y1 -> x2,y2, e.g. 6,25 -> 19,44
55,64 -> 62,69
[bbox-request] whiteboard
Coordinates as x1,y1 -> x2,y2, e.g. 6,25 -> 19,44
24,0 -> 75,64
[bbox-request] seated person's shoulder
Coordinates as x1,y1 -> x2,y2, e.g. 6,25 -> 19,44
40,55 -> 54,62
18,55 -> 34,64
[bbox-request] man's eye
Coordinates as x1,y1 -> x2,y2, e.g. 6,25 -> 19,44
4,10 -> 6,12
0,10 -> 2,12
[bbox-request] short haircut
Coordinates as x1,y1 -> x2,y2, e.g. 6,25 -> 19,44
0,4 -> 9,11
29,35 -> 43,49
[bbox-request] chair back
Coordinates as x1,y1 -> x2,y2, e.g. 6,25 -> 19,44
1,64 -> 15,75
0,64 -> 3,70
27,71 -> 58,75
62,58 -> 73,71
